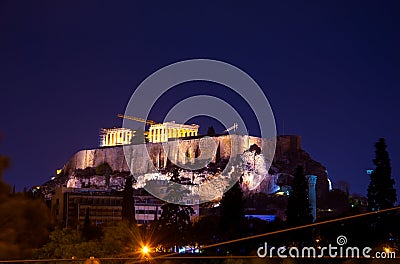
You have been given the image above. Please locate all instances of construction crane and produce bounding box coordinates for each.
[224,123,238,133]
[117,114,158,126]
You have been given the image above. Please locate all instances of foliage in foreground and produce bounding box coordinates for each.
[35,222,140,259]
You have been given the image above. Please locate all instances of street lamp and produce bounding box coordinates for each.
[141,245,150,255]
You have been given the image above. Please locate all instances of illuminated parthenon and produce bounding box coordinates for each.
[99,121,199,147]
[100,128,135,147]
[148,122,199,143]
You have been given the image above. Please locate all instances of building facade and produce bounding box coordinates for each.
[99,128,135,147]
[51,187,199,228]
[134,193,164,225]
[148,122,199,143]
[52,187,124,229]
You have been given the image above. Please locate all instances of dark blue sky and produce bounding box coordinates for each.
[0,1,399,197]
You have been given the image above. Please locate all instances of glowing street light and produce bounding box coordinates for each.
[383,246,392,254]
[140,245,151,258]
[141,245,150,255]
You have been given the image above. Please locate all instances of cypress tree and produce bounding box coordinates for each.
[219,181,245,237]
[367,138,397,211]
[82,207,91,240]
[122,176,136,224]
[286,166,313,226]
[207,126,216,136]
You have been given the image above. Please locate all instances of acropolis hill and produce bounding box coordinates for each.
[50,134,330,207]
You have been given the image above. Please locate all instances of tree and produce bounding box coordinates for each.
[286,166,313,226]
[95,162,111,176]
[96,162,112,187]
[0,140,51,259]
[207,126,216,136]
[158,203,195,245]
[36,222,139,259]
[219,181,245,238]
[81,208,101,241]
[83,207,91,230]
[157,168,195,246]
[0,196,51,259]
[0,138,9,179]
[122,176,136,225]
[367,138,397,211]
[0,140,10,202]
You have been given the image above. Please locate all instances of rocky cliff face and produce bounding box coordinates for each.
[273,135,330,208]
[62,135,274,175]
[52,134,329,206]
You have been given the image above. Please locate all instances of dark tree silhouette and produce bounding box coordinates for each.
[219,181,245,238]
[159,203,194,245]
[82,207,95,240]
[170,167,180,183]
[367,138,397,211]
[122,176,136,224]
[0,140,52,259]
[0,157,9,179]
[0,179,10,201]
[95,162,112,176]
[83,207,91,229]
[158,168,195,246]
[0,140,10,202]
[249,143,261,155]
[96,162,111,187]
[286,166,313,226]
[207,126,216,136]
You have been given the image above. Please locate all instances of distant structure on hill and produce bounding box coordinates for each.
[99,127,136,147]
[147,121,199,143]
[100,122,199,147]
[41,133,334,224]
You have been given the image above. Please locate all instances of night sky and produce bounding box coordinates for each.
[1,1,399,198]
